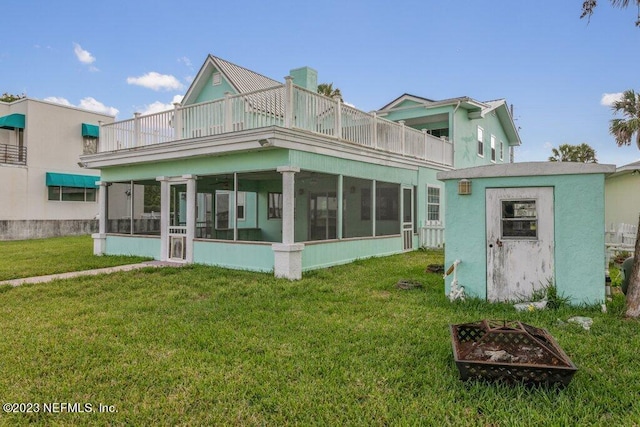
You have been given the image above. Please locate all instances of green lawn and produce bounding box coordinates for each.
[0,240,638,425]
[0,236,151,280]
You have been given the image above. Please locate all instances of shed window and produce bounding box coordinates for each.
[501,200,537,239]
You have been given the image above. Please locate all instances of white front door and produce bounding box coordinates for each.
[402,187,414,250]
[167,182,188,262]
[486,187,554,302]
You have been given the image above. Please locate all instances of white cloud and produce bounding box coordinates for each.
[138,95,185,115]
[543,141,553,150]
[127,72,184,91]
[44,96,72,106]
[41,96,118,116]
[79,97,119,116]
[73,43,96,65]
[601,92,623,106]
[178,56,193,69]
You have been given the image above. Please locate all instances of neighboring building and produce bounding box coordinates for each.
[376,94,520,167]
[438,162,615,305]
[605,160,640,227]
[82,54,521,279]
[0,98,114,240]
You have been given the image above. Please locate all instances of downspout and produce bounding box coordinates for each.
[451,101,461,164]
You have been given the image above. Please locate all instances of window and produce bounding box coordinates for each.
[268,192,283,219]
[212,72,222,86]
[376,185,399,221]
[427,186,441,222]
[215,191,230,229]
[477,126,484,157]
[490,135,496,162]
[48,186,96,202]
[500,141,504,161]
[501,200,537,239]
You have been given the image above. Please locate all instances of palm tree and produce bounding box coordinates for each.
[581,0,640,26]
[317,83,342,101]
[609,89,640,317]
[574,143,598,163]
[548,143,597,163]
[610,89,640,148]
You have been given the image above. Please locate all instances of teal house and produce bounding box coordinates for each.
[82,54,521,279]
[437,162,615,305]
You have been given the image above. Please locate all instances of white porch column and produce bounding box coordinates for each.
[273,166,304,280]
[92,181,109,255]
[157,176,170,261]
[184,174,197,263]
[337,175,343,239]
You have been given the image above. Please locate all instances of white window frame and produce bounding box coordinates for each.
[236,191,246,221]
[426,185,441,222]
[500,140,504,161]
[212,72,222,86]
[477,126,484,157]
[490,135,496,162]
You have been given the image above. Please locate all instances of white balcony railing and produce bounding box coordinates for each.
[98,78,453,166]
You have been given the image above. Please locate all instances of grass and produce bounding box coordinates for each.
[0,240,639,425]
[0,236,151,280]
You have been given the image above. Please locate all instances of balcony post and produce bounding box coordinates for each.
[224,92,232,132]
[133,112,141,148]
[334,95,342,139]
[422,129,428,160]
[284,76,293,128]
[173,102,182,141]
[399,120,406,156]
[371,112,378,149]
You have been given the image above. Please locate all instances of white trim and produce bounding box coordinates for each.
[437,162,616,180]
[81,127,450,172]
[490,135,496,163]
[426,184,442,222]
[477,126,484,157]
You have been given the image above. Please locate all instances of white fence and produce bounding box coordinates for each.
[99,80,454,166]
[419,221,445,249]
[606,222,637,263]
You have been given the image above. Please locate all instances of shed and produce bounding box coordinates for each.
[437,162,616,305]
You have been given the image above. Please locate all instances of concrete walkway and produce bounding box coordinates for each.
[0,260,184,287]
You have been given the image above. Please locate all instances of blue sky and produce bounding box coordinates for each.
[2,1,639,165]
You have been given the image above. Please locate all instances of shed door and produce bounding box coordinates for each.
[486,187,554,302]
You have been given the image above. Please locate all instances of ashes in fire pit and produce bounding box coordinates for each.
[450,320,577,386]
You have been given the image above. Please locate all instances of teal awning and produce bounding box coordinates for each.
[81,123,99,138]
[0,113,25,130]
[46,172,99,188]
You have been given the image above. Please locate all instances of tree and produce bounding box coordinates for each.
[610,89,640,148]
[581,0,640,26]
[607,89,640,317]
[0,92,25,103]
[548,143,598,163]
[317,83,342,101]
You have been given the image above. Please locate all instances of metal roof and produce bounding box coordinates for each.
[209,55,281,94]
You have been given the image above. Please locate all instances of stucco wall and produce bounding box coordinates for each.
[0,219,97,240]
[453,108,511,169]
[441,171,607,305]
[0,99,112,222]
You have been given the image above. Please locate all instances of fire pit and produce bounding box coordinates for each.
[450,320,577,386]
